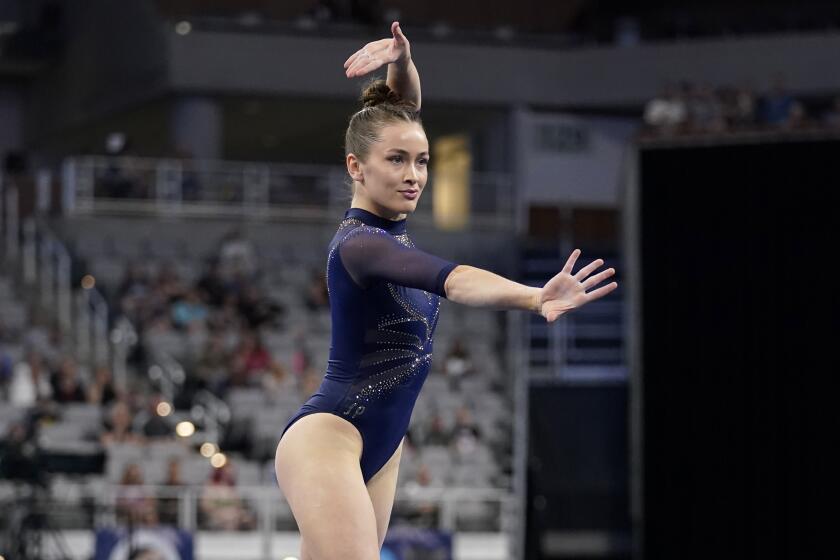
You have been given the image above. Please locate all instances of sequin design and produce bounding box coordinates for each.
[343,285,440,408]
[331,221,442,412]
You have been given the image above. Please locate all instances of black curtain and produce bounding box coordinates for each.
[639,139,839,559]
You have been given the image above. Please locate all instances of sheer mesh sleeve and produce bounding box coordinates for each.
[338,228,458,297]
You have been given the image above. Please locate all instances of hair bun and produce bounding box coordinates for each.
[360,79,405,109]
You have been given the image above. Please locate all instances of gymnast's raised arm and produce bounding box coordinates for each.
[344,21,421,110]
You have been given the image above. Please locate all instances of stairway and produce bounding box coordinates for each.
[520,242,625,380]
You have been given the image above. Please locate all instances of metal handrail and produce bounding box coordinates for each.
[61,155,516,228]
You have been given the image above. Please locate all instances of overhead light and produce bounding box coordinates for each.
[210,452,227,468]
[200,442,218,458]
[175,421,195,437]
[175,21,192,36]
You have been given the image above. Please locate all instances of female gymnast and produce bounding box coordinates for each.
[274,22,618,560]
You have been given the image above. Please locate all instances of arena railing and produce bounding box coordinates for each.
[60,155,516,229]
[1,171,121,378]
[19,483,514,555]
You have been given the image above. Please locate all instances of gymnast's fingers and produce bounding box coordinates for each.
[585,282,618,302]
[573,258,604,281]
[561,249,581,275]
[581,268,615,290]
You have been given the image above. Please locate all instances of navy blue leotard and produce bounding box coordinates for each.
[280,207,459,482]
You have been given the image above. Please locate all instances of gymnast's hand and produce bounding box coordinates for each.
[539,249,618,322]
[344,21,412,78]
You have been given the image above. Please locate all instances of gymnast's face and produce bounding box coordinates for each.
[347,121,430,220]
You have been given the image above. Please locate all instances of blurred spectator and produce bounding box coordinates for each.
[643,84,687,133]
[443,337,474,385]
[191,330,230,395]
[229,330,272,386]
[154,261,187,302]
[824,96,840,128]
[22,322,66,369]
[116,463,158,526]
[422,413,452,447]
[400,463,440,528]
[199,462,256,531]
[784,100,810,130]
[638,80,840,137]
[0,349,13,394]
[101,159,134,199]
[87,365,118,406]
[117,261,151,324]
[299,368,322,396]
[101,400,143,445]
[760,77,796,126]
[732,86,757,128]
[689,84,726,133]
[176,149,202,202]
[238,284,283,329]
[171,288,209,330]
[196,259,228,308]
[304,269,329,311]
[158,457,186,526]
[50,356,87,403]
[8,350,53,406]
[291,330,312,377]
[261,360,297,400]
[136,393,174,439]
[218,228,258,283]
[451,405,482,458]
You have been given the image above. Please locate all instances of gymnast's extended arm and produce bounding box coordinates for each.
[443,250,618,323]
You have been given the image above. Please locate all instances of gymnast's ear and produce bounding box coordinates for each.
[346,153,364,183]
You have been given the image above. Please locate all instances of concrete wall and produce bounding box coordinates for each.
[167,29,840,106]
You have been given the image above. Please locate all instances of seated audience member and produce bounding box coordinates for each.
[8,350,52,406]
[642,84,687,134]
[760,78,796,127]
[199,462,256,531]
[443,337,474,387]
[136,393,174,439]
[116,463,158,526]
[451,405,483,458]
[304,269,329,311]
[51,356,87,403]
[422,413,452,447]
[262,360,297,400]
[229,330,272,387]
[101,399,144,445]
[824,96,840,128]
[87,365,118,407]
[196,259,229,308]
[238,284,284,329]
[400,463,440,528]
[217,228,258,283]
[158,457,186,526]
[171,289,209,330]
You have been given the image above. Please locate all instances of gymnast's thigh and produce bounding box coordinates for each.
[366,437,404,549]
[275,412,380,560]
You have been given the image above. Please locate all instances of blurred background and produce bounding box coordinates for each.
[0,1,837,559]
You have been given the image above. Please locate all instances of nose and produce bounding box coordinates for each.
[404,166,418,186]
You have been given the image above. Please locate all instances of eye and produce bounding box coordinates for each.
[418,158,429,166]
[388,155,403,164]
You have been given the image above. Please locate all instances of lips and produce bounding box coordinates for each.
[399,190,419,200]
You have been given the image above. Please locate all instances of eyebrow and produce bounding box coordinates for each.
[386,148,430,156]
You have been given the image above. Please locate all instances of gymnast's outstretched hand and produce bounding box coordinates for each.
[539,249,618,322]
[344,21,412,78]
